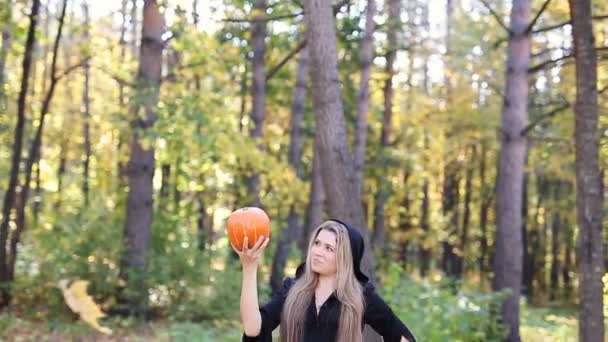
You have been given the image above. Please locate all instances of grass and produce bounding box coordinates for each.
[0,305,583,342]
[520,304,578,342]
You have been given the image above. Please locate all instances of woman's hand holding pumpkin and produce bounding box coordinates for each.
[231,236,270,271]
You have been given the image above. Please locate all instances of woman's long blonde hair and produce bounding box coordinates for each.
[280,220,365,342]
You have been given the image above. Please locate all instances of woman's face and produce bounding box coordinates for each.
[310,229,338,276]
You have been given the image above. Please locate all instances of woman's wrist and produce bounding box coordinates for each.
[242,262,259,273]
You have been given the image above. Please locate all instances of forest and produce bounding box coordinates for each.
[0,0,607,341]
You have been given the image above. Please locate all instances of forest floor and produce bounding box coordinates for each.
[0,305,580,342]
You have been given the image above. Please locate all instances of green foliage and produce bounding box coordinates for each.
[380,263,509,341]
[146,211,243,321]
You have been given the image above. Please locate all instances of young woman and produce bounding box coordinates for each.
[232,219,416,342]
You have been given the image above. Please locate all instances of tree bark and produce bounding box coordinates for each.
[493,0,531,339]
[569,0,606,339]
[246,0,267,208]
[0,0,40,308]
[270,45,308,293]
[118,0,165,316]
[353,0,376,197]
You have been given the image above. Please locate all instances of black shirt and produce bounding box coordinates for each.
[242,278,416,342]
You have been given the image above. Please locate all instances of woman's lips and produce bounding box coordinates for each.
[312,258,322,265]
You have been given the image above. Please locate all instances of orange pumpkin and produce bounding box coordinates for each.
[227,207,270,250]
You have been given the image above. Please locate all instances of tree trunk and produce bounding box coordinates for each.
[118,0,164,316]
[160,163,171,208]
[419,178,431,277]
[0,0,40,308]
[246,0,267,208]
[549,181,561,301]
[563,216,573,299]
[457,145,475,277]
[196,193,210,251]
[397,172,411,266]
[441,0,462,282]
[569,0,605,339]
[11,0,68,278]
[478,142,493,280]
[82,1,91,207]
[130,0,138,58]
[372,0,400,255]
[441,162,460,278]
[304,0,373,274]
[493,0,531,339]
[172,157,181,211]
[238,64,248,133]
[300,138,324,255]
[116,0,130,189]
[521,150,531,297]
[54,142,67,212]
[353,0,376,197]
[304,0,380,339]
[270,45,308,292]
[0,5,11,111]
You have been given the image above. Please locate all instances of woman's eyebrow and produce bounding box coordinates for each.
[321,241,335,249]
[314,238,336,249]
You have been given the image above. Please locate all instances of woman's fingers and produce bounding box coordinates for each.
[251,236,265,251]
[236,236,270,261]
[251,237,269,256]
[260,237,270,251]
[242,236,249,253]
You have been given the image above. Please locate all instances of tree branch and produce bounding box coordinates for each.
[533,15,608,35]
[253,0,346,81]
[493,14,608,49]
[520,102,570,136]
[525,0,553,33]
[54,57,91,81]
[223,0,349,24]
[528,54,572,73]
[223,12,302,23]
[529,46,608,74]
[478,0,510,33]
[94,65,136,87]
[266,40,307,82]
[161,60,207,82]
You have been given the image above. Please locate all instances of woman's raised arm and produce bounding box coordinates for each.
[232,236,270,337]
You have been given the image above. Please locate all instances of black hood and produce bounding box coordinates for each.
[295,219,370,285]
